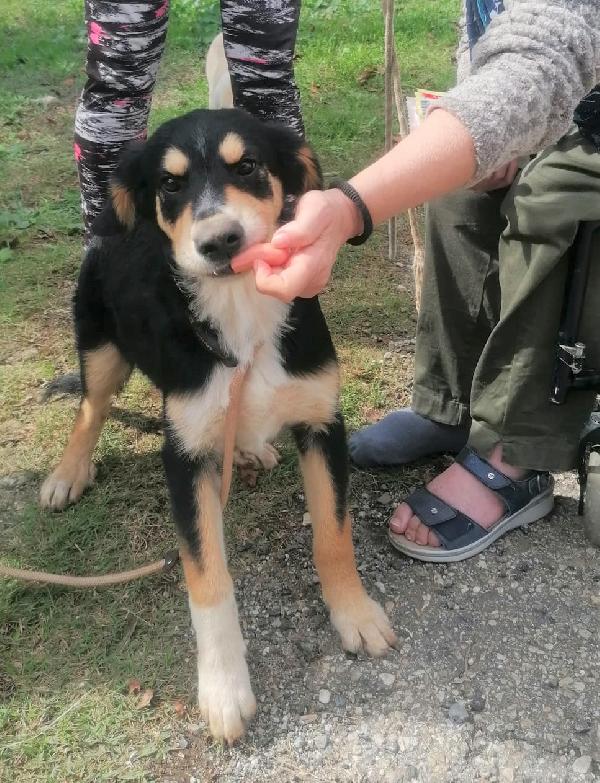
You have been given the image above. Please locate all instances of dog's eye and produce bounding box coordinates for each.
[236,158,256,176]
[161,175,182,193]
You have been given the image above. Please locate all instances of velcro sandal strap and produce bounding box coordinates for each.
[456,447,511,490]
[456,447,551,516]
[404,487,456,525]
[404,487,488,550]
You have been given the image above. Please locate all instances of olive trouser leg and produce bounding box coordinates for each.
[413,127,600,471]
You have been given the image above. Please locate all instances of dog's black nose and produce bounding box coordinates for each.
[197,223,243,262]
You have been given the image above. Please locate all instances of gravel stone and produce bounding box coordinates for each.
[448,702,470,724]
[380,673,396,687]
[377,493,393,505]
[314,733,328,750]
[572,755,592,774]
[318,689,331,705]
[469,694,486,713]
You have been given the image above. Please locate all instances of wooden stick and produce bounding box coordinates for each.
[390,49,425,311]
[383,0,397,261]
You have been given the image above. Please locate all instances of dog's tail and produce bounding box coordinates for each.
[40,371,82,402]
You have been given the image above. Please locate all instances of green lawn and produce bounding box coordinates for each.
[0,1,459,780]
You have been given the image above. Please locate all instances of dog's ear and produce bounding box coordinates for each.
[91,141,147,235]
[265,123,323,197]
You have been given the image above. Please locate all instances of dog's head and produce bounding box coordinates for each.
[95,109,321,277]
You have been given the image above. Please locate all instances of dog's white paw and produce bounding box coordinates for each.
[190,595,256,743]
[197,656,257,743]
[40,462,96,510]
[330,592,397,657]
[234,443,280,471]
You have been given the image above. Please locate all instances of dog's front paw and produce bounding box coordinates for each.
[330,592,397,657]
[197,657,257,743]
[40,461,96,510]
[234,443,280,471]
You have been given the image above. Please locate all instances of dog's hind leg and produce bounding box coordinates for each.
[162,435,256,744]
[40,344,131,510]
[293,414,397,656]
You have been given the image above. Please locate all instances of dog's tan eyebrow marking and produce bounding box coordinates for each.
[218,132,245,165]
[162,147,189,176]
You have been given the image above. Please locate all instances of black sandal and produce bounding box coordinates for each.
[389,447,554,562]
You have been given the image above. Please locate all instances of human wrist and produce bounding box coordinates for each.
[325,186,364,244]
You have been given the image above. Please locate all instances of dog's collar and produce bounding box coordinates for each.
[172,268,239,367]
[190,317,238,367]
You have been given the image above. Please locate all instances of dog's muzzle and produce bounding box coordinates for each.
[194,218,243,276]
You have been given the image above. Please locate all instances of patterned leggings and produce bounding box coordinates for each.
[75,1,303,235]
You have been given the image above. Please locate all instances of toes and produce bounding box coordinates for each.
[389,502,412,534]
[239,688,257,721]
[404,515,421,542]
[414,520,431,546]
[40,464,95,510]
[221,705,245,745]
[200,688,256,744]
[360,625,392,657]
[359,604,398,657]
[40,477,72,510]
[336,619,362,654]
[260,444,280,470]
[427,529,441,547]
[389,505,440,549]
[331,595,396,658]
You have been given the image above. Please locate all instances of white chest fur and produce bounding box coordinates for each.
[166,275,339,459]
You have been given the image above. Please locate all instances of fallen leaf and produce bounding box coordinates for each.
[173,699,187,717]
[310,82,320,96]
[127,678,142,695]
[357,66,377,86]
[136,688,154,709]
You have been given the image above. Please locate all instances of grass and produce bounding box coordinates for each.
[0,0,459,780]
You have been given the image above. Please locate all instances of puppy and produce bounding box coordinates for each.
[40,108,396,742]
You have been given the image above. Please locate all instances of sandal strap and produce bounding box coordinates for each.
[456,447,551,516]
[404,487,488,550]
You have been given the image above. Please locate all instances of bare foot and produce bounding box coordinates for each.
[389,445,525,547]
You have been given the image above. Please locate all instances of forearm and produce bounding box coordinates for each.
[349,109,476,227]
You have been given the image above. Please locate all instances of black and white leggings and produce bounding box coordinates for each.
[74,1,303,235]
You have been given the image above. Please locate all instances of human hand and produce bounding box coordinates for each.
[471,158,520,192]
[231,188,362,302]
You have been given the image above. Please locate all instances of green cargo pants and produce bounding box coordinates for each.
[413,127,600,471]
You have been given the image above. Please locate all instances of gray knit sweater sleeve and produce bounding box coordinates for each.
[435,0,600,181]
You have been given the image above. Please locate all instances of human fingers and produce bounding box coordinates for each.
[271,190,341,249]
[231,243,290,273]
[253,255,323,302]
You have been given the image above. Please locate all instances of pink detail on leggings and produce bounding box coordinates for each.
[155,0,169,18]
[89,21,106,45]
[233,55,268,65]
[73,143,82,161]
[114,98,132,107]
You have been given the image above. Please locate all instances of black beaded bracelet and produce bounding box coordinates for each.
[328,178,373,246]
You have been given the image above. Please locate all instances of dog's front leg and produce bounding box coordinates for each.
[162,437,256,743]
[293,415,397,656]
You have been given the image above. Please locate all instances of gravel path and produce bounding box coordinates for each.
[159,469,600,783]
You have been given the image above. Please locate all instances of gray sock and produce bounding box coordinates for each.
[349,408,470,467]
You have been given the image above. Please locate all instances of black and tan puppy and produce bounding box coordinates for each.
[40,109,396,742]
